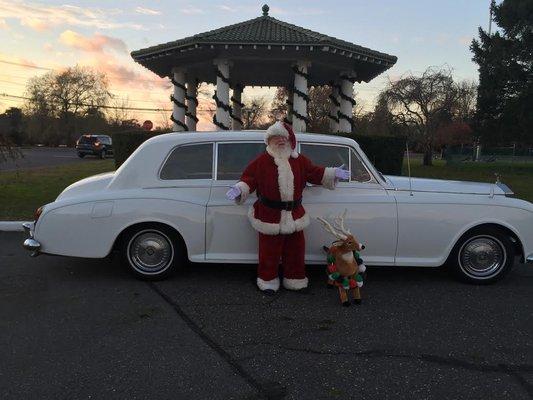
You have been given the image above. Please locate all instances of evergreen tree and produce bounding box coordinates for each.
[471,0,533,145]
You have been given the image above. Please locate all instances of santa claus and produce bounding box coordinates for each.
[226,121,350,294]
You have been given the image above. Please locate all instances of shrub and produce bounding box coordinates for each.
[112,130,164,168]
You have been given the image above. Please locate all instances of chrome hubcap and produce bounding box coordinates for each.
[128,230,173,274]
[459,236,506,279]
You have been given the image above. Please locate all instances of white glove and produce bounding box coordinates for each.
[334,165,350,180]
[226,185,241,200]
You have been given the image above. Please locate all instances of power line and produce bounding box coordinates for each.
[0,59,53,70]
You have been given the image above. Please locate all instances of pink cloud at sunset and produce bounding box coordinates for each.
[0,0,144,31]
[59,30,128,54]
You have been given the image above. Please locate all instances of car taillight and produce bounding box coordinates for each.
[34,206,43,222]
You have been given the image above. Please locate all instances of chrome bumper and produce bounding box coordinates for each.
[526,253,533,264]
[22,222,41,257]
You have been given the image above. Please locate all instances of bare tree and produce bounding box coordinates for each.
[380,66,460,165]
[25,65,111,145]
[242,96,269,129]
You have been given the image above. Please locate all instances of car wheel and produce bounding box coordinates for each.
[100,149,106,159]
[77,152,85,158]
[122,226,183,280]
[448,227,515,284]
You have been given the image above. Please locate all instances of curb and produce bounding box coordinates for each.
[0,221,31,232]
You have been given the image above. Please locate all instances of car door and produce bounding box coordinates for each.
[205,141,266,262]
[155,142,214,261]
[300,142,398,266]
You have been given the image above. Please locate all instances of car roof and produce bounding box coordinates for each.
[144,130,359,147]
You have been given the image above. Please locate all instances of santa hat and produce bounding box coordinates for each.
[264,121,299,158]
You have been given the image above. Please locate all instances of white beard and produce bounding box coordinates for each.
[266,143,291,160]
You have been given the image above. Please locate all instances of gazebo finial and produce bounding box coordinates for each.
[262,4,269,16]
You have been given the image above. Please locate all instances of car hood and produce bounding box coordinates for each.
[56,172,115,201]
[384,175,509,195]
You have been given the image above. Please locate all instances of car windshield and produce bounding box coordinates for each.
[79,136,98,144]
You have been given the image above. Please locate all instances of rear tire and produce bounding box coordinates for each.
[121,224,184,280]
[447,226,515,284]
[99,149,106,159]
[77,152,85,158]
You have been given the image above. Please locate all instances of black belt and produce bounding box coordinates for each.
[258,195,302,211]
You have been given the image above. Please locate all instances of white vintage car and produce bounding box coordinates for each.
[23,131,533,283]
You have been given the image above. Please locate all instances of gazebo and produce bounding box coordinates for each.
[131,4,397,133]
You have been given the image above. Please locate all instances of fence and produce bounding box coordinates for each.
[445,144,533,164]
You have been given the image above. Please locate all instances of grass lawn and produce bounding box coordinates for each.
[0,160,115,220]
[0,158,532,220]
[403,159,533,203]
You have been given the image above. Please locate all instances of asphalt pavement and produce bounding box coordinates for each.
[0,147,106,171]
[1,231,532,399]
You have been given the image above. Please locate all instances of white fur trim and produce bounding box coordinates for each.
[341,251,354,263]
[358,264,366,273]
[283,277,309,290]
[247,207,310,235]
[290,149,299,159]
[257,277,280,291]
[357,281,363,288]
[322,167,336,190]
[234,181,250,205]
[265,121,289,144]
[266,146,294,201]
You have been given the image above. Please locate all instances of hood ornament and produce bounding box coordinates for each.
[494,173,501,184]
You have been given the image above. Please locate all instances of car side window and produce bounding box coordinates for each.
[300,144,350,182]
[351,149,373,183]
[217,142,265,180]
[160,143,213,180]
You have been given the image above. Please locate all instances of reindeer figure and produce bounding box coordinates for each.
[317,210,366,307]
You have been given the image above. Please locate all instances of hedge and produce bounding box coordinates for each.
[112,130,163,168]
[112,130,406,176]
[337,133,406,175]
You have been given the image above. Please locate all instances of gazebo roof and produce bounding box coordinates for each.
[131,5,397,85]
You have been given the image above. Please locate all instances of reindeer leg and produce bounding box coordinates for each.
[351,287,362,305]
[338,287,350,307]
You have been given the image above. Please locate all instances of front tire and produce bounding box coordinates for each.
[77,152,85,158]
[99,149,106,159]
[447,227,515,284]
[121,225,183,280]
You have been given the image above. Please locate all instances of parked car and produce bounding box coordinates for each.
[23,131,533,283]
[76,134,113,159]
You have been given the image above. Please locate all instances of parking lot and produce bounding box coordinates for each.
[1,231,532,399]
[0,147,106,171]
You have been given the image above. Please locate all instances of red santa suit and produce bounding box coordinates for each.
[234,122,336,291]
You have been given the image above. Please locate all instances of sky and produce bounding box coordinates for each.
[0,0,494,130]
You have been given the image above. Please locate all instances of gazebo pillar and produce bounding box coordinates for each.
[231,84,244,130]
[185,78,198,131]
[170,68,187,131]
[284,87,293,124]
[213,59,232,130]
[328,81,340,133]
[338,72,356,133]
[292,61,310,132]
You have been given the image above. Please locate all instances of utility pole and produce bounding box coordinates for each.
[488,0,496,35]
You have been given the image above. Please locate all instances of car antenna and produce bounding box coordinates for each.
[406,141,413,196]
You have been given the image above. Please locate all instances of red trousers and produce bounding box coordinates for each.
[258,231,306,281]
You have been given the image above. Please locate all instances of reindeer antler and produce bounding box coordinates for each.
[317,216,348,240]
[333,209,352,236]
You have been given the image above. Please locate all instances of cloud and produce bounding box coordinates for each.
[458,36,472,46]
[181,6,204,15]
[43,42,53,52]
[0,0,145,31]
[135,7,161,16]
[59,30,128,54]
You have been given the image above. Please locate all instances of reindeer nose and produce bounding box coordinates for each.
[360,244,365,250]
